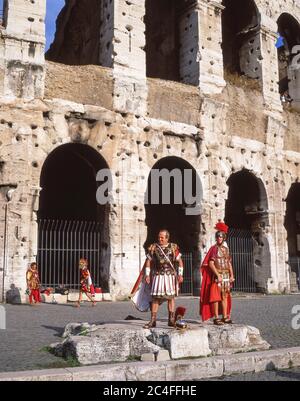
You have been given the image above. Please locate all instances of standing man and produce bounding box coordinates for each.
[26,262,41,305]
[143,230,184,328]
[200,221,235,325]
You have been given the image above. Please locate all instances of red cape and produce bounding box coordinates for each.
[200,245,232,321]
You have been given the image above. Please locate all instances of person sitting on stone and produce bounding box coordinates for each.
[143,230,184,328]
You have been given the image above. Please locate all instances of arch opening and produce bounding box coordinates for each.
[225,169,270,293]
[277,13,300,106]
[221,0,261,80]
[145,0,197,84]
[145,156,202,295]
[285,183,300,290]
[38,143,111,292]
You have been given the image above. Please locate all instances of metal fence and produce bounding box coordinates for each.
[289,257,300,290]
[227,229,256,293]
[37,220,102,289]
[180,252,194,296]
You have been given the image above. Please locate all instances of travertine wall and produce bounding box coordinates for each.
[0,0,299,302]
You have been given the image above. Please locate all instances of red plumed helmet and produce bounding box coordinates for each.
[175,306,186,321]
[214,220,229,234]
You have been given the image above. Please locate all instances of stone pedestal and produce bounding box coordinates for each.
[50,319,271,365]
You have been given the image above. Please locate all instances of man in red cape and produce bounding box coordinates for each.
[200,221,235,325]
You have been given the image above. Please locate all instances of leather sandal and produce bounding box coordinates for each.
[143,313,157,329]
[222,317,233,324]
[213,318,224,326]
[168,312,176,327]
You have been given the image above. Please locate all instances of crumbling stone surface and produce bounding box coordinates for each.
[0,0,299,302]
[51,321,270,365]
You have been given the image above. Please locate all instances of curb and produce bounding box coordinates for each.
[0,347,300,381]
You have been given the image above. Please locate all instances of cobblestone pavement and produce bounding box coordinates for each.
[0,294,300,375]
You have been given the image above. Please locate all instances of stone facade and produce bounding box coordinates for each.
[0,0,299,302]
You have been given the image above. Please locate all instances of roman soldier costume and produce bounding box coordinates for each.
[200,221,234,324]
[76,258,96,307]
[131,232,184,328]
[147,242,181,299]
[26,263,41,304]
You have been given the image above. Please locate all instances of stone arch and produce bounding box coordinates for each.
[285,183,300,290]
[144,156,202,295]
[221,0,261,79]
[38,143,111,292]
[145,0,198,85]
[277,13,300,108]
[225,169,271,293]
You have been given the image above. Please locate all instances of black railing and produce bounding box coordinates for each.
[227,229,257,293]
[289,257,300,290]
[37,219,102,289]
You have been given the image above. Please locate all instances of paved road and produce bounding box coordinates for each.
[203,367,300,381]
[0,294,300,376]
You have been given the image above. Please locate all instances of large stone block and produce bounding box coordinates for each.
[206,324,271,355]
[168,327,211,359]
[53,320,271,366]
[58,322,161,364]
[254,350,292,372]
[223,354,256,375]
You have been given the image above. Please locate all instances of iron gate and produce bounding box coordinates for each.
[227,228,256,293]
[289,257,300,290]
[180,252,194,295]
[37,220,102,289]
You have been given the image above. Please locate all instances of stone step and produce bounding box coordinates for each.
[1,347,300,381]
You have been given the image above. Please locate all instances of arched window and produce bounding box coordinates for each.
[145,0,198,85]
[222,0,261,80]
[277,13,300,108]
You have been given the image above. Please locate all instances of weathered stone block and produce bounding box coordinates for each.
[254,350,292,372]
[155,350,170,362]
[41,294,68,304]
[141,353,155,362]
[168,327,211,359]
[223,354,256,375]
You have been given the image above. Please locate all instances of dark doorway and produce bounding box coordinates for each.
[285,183,300,289]
[145,0,196,83]
[225,169,270,292]
[145,156,202,295]
[277,14,300,97]
[38,143,111,291]
[222,0,260,78]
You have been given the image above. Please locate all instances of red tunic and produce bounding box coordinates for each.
[199,245,232,321]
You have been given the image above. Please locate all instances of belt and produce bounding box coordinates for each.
[155,269,174,276]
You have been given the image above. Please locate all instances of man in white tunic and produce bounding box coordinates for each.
[143,230,184,328]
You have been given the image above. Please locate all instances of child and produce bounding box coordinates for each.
[26,262,41,305]
[76,258,96,307]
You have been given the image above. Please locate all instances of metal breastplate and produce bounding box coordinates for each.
[214,246,230,272]
[153,245,175,275]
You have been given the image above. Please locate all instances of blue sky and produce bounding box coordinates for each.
[0,0,65,51]
[45,0,65,51]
